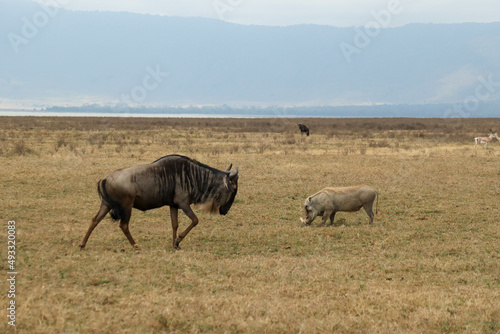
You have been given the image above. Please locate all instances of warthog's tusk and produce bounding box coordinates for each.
[300,217,306,223]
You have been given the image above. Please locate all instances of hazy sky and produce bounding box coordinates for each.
[39,0,500,27]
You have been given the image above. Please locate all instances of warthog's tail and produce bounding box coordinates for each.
[97,179,126,221]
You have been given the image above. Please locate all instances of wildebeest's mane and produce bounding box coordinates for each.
[150,154,232,208]
[151,154,224,174]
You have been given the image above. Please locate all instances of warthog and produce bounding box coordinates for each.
[300,185,378,225]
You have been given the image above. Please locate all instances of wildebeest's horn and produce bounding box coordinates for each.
[225,164,233,172]
[229,167,238,178]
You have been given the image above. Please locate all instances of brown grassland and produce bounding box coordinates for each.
[1,116,499,333]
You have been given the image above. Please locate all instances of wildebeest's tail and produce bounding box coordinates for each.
[97,179,126,221]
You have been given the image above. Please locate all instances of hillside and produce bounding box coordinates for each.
[1,0,500,110]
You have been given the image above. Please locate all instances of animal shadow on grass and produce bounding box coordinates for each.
[305,216,367,228]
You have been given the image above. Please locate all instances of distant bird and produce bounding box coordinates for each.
[297,124,310,136]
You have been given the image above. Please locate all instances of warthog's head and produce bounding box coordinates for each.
[300,197,319,225]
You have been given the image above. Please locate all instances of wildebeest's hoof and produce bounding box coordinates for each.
[175,236,184,249]
[79,245,85,250]
[133,244,141,251]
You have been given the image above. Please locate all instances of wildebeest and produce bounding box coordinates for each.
[297,123,310,136]
[79,155,239,250]
[300,186,378,225]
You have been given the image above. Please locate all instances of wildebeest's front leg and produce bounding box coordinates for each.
[170,206,179,249]
[175,204,199,249]
[80,202,110,250]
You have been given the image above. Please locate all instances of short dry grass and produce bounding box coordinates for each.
[1,116,499,333]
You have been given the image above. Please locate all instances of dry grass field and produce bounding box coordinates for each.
[1,116,499,333]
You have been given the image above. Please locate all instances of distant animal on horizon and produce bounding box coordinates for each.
[297,123,310,136]
[300,186,378,226]
[79,155,239,250]
[474,129,497,149]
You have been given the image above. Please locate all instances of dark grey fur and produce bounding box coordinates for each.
[297,124,310,136]
[80,155,238,250]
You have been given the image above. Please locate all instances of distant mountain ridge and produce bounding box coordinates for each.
[1,0,500,112]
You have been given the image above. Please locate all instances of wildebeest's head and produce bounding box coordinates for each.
[219,165,239,215]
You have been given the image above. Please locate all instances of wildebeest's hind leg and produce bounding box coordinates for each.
[80,202,110,250]
[363,203,375,224]
[169,206,180,249]
[119,206,140,250]
[175,204,199,249]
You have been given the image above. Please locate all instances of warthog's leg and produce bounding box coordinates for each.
[175,204,199,249]
[79,202,110,250]
[119,206,140,250]
[322,210,333,226]
[170,206,179,249]
[329,211,336,225]
[363,203,375,224]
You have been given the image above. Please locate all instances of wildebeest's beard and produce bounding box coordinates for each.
[219,188,237,215]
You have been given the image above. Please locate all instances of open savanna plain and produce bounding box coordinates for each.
[1,116,499,333]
